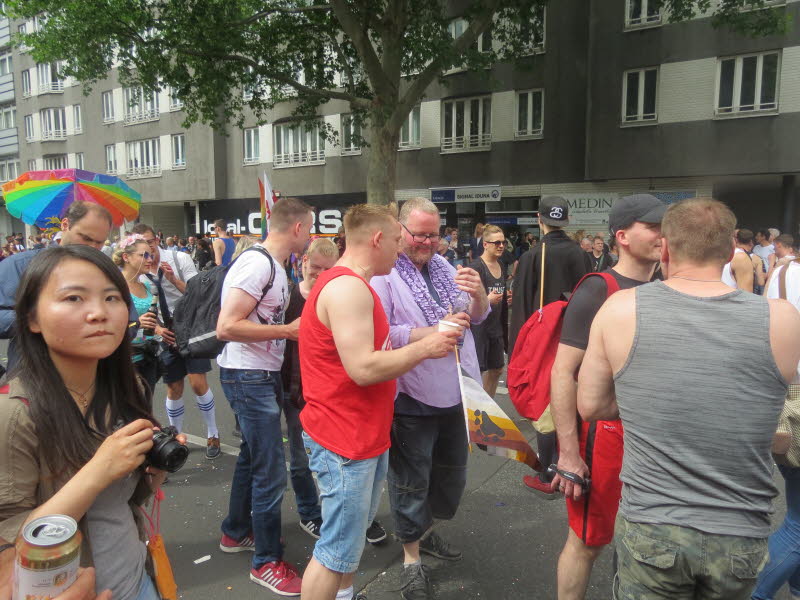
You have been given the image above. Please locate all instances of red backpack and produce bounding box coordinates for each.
[507,272,620,433]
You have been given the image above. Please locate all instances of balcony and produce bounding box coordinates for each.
[273,150,325,168]
[127,165,162,178]
[41,129,67,141]
[39,81,65,94]
[123,109,159,126]
[243,156,260,165]
[441,133,492,153]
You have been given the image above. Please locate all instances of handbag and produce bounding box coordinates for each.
[140,488,178,600]
[774,264,800,467]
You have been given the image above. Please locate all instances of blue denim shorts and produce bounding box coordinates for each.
[303,432,388,573]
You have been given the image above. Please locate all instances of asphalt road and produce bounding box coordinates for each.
[0,341,791,599]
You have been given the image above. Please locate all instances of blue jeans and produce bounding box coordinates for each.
[752,465,800,599]
[281,395,321,521]
[303,432,388,574]
[220,368,286,568]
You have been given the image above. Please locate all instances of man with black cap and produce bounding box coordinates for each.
[546,194,666,600]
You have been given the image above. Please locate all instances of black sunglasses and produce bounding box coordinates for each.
[484,240,506,247]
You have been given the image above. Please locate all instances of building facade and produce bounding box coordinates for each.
[3,0,800,241]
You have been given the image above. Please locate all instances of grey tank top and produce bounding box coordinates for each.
[614,281,787,537]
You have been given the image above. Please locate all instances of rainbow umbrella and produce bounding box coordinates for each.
[2,169,141,227]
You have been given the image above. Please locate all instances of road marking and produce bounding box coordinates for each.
[497,386,509,395]
[184,433,240,457]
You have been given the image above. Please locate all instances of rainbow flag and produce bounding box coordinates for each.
[457,364,541,471]
[257,171,276,239]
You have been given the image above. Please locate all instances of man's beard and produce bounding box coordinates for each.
[403,243,434,268]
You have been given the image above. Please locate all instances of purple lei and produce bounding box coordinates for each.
[395,253,461,326]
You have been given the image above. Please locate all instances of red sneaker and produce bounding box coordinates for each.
[219,533,255,553]
[250,561,302,596]
[523,474,559,500]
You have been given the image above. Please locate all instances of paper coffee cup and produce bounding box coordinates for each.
[438,319,460,333]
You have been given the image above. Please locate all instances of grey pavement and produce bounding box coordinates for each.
[0,341,791,599]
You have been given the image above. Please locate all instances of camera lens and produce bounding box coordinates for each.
[148,429,189,473]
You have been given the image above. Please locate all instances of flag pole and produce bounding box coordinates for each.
[453,326,472,453]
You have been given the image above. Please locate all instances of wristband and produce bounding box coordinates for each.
[0,542,14,554]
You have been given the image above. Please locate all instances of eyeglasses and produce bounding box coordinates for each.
[484,240,506,248]
[401,223,440,244]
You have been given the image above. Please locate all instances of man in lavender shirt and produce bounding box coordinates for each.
[371,198,490,600]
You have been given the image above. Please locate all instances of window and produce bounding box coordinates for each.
[716,51,780,116]
[123,86,159,125]
[399,105,421,149]
[40,107,67,140]
[43,155,67,170]
[243,66,255,101]
[126,138,161,177]
[625,0,662,29]
[243,127,260,164]
[172,133,186,168]
[36,62,64,93]
[0,53,12,76]
[521,6,546,54]
[273,122,325,167]
[622,67,658,123]
[441,96,492,152]
[21,70,31,97]
[169,88,183,111]
[75,152,84,170]
[0,106,15,129]
[73,105,82,134]
[27,159,36,171]
[516,90,544,138]
[0,159,19,182]
[105,144,117,174]
[102,91,115,123]
[341,114,361,154]
[23,114,33,142]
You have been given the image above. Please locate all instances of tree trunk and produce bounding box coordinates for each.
[366,123,399,205]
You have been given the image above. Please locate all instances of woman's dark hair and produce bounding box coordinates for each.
[11,245,156,476]
[197,238,210,250]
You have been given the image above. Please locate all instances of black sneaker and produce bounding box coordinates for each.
[206,437,221,460]
[366,520,387,544]
[299,517,323,539]
[400,563,431,600]
[419,531,462,561]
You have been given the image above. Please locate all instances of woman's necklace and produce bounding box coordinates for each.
[670,276,723,283]
[66,382,96,409]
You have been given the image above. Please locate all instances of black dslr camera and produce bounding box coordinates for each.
[149,426,189,473]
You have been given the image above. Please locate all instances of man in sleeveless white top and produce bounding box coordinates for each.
[721,228,759,292]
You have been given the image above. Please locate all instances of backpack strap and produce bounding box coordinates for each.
[170,249,185,282]
[567,272,621,307]
[780,263,790,300]
[243,246,277,325]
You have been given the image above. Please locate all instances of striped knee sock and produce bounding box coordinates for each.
[165,397,185,432]
[196,389,219,439]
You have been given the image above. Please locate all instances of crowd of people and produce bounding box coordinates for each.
[1,194,800,600]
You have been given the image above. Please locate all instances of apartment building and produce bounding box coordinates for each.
[4,0,800,240]
[0,7,21,237]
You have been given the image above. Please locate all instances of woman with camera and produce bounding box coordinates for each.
[113,235,162,392]
[0,245,185,600]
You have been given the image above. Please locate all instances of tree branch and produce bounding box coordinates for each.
[392,0,503,130]
[232,5,333,28]
[326,32,356,94]
[175,48,371,108]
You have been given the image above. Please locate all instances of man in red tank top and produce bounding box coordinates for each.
[299,205,459,600]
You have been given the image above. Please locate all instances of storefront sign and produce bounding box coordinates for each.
[560,194,619,226]
[431,185,501,203]
[198,198,345,236]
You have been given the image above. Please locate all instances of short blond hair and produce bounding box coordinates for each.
[399,197,437,224]
[305,237,338,258]
[662,197,736,266]
[482,224,504,238]
[343,204,397,242]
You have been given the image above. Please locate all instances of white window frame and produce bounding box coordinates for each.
[273,122,326,168]
[171,133,186,168]
[521,6,546,55]
[715,51,781,117]
[123,86,160,125]
[27,159,36,171]
[622,67,659,124]
[169,88,183,111]
[21,70,31,97]
[515,89,544,139]
[43,155,67,170]
[0,159,19,182]
[0,106,15,130]
[0,53,12,77]
[75,152,84,170]
[126,138,161,178]
[101,91,115,123]
[341,114,361,155]
[36,62,64,93]
[624,0,663,30]
[441,96,492,153]
[40,107,67,140]
[105,144,117,174]
[72,104,82,134]
[23,114,34,142]
[399,105,421,150]
[243,127,260,165]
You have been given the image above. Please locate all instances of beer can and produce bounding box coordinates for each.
[14,515,82,600]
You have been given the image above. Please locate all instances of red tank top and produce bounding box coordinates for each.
[299,267,396,460]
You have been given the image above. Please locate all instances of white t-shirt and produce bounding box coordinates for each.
[216,246,288,371]
[766,260,800,383]
[140,248,198,313]
[753,243,775,271]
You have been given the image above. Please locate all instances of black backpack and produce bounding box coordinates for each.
[172,246,275,359]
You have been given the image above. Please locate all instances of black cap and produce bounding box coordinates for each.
[609,194,666,234]
[539,196,569,227]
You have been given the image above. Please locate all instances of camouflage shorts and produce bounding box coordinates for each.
[614,515,768,600]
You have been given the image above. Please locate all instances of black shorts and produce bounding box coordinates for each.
[475,332,505,372]
[160,349,212,384]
